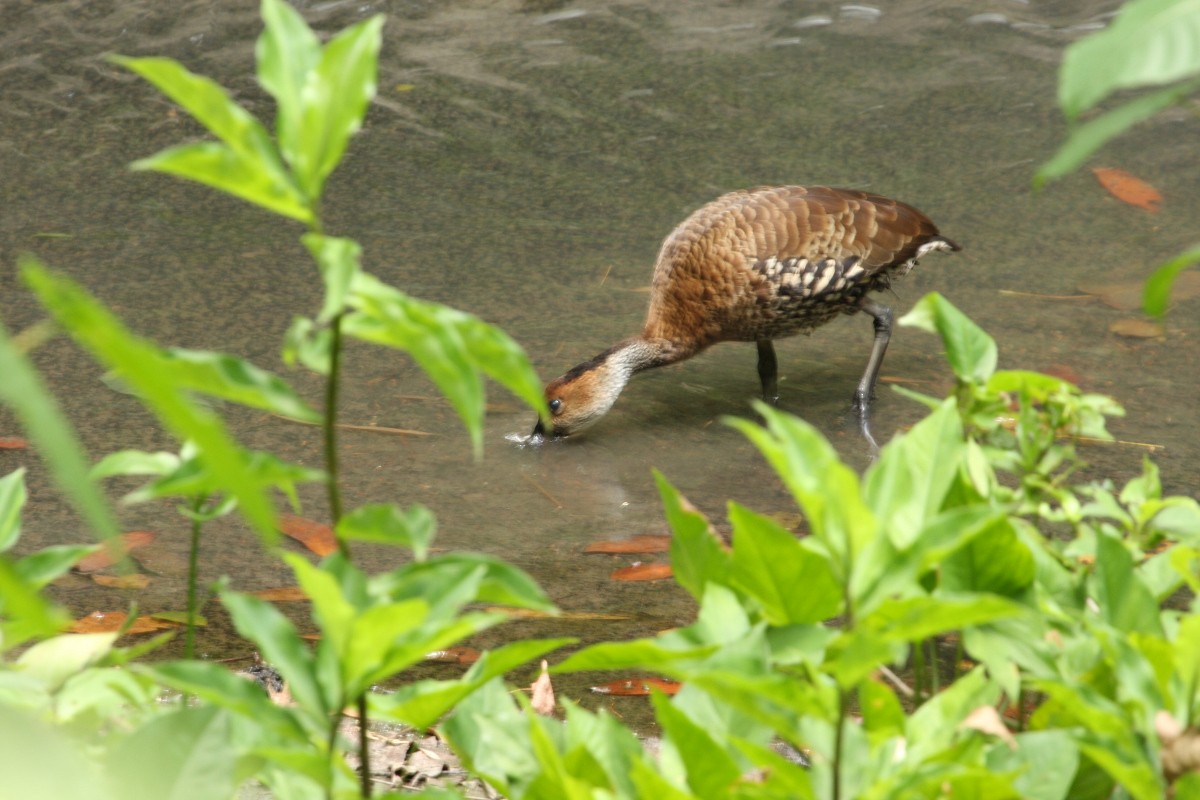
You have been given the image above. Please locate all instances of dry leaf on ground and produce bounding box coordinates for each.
[1092,167,1162,212]
[279,514,338,556]
[591,677,682,696]
[530,660,556,716]
[0,437,29,449]
[610,562,673,582]
[69,610,181,634]
[585,534,671,554]
[74,531,157,573]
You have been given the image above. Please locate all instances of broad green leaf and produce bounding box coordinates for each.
[1059,0,1200,118]
[1092,530,1163,635]
[256,0,321,163]
[858,676,906,741]
[560,703,655,800]
[145,660,307,738]
[220,590,329,718]
[90,449,180,480]
[985,731,1078,800]
[346,272,546,456]
[22,260,277,541]
[652,692,741,798]
[0,558,70,651]
[163,348,319,422]
[655,471,730,601]
[16,633,117,693]
[1037,79,1200,185]
[1145,246,1200,317]
[906,667,1000,756]
[282,315,332,374]
[14,544,97,589]
[337,502,435,560]
[900,292,997,383]
[389,553,555,613]
[940,517,1035,596]
[113,54,310,222]
[0,319,122,547]
[727,406,874,566]
[0,706,110,800]
[106,706,236,800]
[129,141,312,224]
[375,637,575,729]
[292,15,384,199]
[864,398,963,548]
[554,638,719,674]
[301,234,361,323]
[0,468,26,552]
[727,502,840,624]
[1075,735,1163,800]
[282,552,355,657]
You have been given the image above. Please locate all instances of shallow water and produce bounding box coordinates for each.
[2,0,1197,705]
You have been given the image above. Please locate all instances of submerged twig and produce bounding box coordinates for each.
[522,473,564,509]
[274,414,435,437]
[998,289,1095,301]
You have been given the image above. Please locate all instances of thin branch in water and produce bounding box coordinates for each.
[522,473,564,509]
[275,414,435,438]
[877,665,915,698]
[998,289,1095,301]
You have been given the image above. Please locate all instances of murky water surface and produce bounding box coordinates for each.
[2,0,1197,704]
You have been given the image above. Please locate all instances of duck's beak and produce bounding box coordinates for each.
[529,417,547,444]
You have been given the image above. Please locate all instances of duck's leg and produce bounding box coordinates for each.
[756,339,779,404]
[852,301,894,451]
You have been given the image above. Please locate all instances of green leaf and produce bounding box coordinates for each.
[652,692,741,798]
[864,398,963,548]
[1144,246,1200,317]
[106,706,236,800]
[1037,78,1200,185]
[654,471,730,602]
[90,449,181,480]
[163,348,319,422]
[0,468,27,553]
[0,319,122,548]
[985,730,1078,800]
[0,558,71,651]
[1092,530,1163,635]
[906,667,1000,756]
[301,234,361,323]
[345,273,545,456]
[220,589,329,717]
[727,502,841,624]
[21,259,278,542]
[291,15,384,199]
[337,502,435,560]
[256,0,321,163]
[1059,0,1200,118]
[129,141,312,224]
[900,292,997,383]
[857,676,906,742]
[726,406,874,567]
[0,706,110,799]
[16,633,118,693]
[554,638,719,674]
[15,545,99,589]
[112,54,311,222]
[145,660,306,738]
[388,553,556,613]
[940,517,1036,596]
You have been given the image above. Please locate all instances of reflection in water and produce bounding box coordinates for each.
[0,1,1196,666]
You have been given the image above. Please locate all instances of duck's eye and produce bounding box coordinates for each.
[549,398,563,415]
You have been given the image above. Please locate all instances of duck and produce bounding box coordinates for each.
[531,185,959,440]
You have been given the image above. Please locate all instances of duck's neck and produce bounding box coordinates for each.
[583,336,694,410]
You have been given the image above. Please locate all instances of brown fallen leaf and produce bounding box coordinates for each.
[530,660,556,716]
[585,534,671,554]
[0,437,29,449]
[74,531,157,574]
[91,573,151,590]
[251,586,310,602]
[610,562,673,582]
[425,647,481,664]
[591,677,682,696]
[69,610,182,634]
[1109,318,1164,339]
[1092,167,1162,212]
[481,607,632,621]
[1156,710,1200,783]
[279,514,338,557]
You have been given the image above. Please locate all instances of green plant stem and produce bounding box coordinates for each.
[833,687,849,800]
[913,641,926,704]
[357,693,371,798]
[929,640,940,696]
[326,709,342,800]
[184,494,207,662]
[324,312,350,559]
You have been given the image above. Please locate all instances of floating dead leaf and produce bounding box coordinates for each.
[1078,280,1144,311]
[960,705,1017,750]
[152,611,206,626]
[251,586,310,602]
[279,514,338,557]
[90,573,150,590]
[1092,167,1162,212]
[610,562,673,582]
[591,677,682,696]
[531,660,556,716]
[73,531,157,574]
[1109,318,1164,339]
[425,647,481,664]
[585,534,671,554]
[69,610,181,634]
[0,437,29,449]
[1042,363,1083,385]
